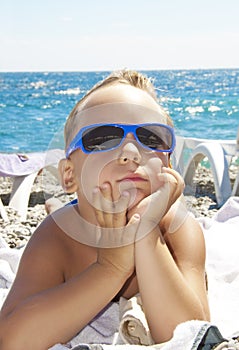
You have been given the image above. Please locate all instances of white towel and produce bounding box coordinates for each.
[0,236,22,307]
[199,196,239,338]
[50,320,213,349]
[119,294,153,345]
[68,302,120,346]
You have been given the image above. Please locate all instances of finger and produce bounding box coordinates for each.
[113,191,130,227]
[100,183,114,227]
[127,213,141,226]
[151,168,184,216]
[123,213,141,245]
[162,167,185,192]
[131,181,172,225]
[92,187,105,226]
[157,168,184,203]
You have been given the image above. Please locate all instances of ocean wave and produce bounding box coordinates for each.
[159,97,181,103]
[30,81,47,89]
[185,106,204,114]
[208,106,221,112]
[55,87,81,95]
[41,104,52,109]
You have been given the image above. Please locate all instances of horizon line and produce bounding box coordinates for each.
[0,66,239,73]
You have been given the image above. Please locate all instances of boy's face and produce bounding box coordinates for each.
[69,84,172,210]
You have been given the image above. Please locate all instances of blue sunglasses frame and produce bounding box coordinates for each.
[66,123,176,158]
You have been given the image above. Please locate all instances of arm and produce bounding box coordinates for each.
[132,169,209,342]
[0,202,138,350]
[135,215,209,343]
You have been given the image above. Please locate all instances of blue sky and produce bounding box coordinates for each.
[1,0,239,71]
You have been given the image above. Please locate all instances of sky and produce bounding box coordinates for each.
[0,0,239,72]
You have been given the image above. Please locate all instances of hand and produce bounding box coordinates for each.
[127,167,185,240]
[92,183,140,277]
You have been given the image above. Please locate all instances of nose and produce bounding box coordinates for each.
[118,133,142,165]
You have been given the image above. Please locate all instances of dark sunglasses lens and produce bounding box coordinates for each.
[82,125,124,152]
[136,126,173,151]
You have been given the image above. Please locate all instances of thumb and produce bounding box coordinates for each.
[128,213,141,225]
[123,214,141,245]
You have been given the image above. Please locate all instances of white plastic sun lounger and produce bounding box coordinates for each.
[174,135,238,207]
[0,149,64,221]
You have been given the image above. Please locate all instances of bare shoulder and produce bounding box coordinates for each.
[22,204,96,270]
[27,206,77,254]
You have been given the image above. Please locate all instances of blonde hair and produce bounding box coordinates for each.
[64,69,172,147]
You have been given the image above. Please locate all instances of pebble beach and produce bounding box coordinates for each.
[1,162,238,249]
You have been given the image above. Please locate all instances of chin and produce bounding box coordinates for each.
[127,190,148,210]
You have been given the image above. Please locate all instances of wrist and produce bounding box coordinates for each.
[136,227,161,248]
[96,255,134,280]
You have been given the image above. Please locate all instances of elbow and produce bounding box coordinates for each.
[0,331,42,350]
[0,318,10,350]
[0,325,18,350]
[0,310,26,350]
[0,317,41,350]
[0,315,61,350]
[0,323,25,350]
[0,336,19,350]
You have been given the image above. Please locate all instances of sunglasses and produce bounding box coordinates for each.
[66,123,176,158]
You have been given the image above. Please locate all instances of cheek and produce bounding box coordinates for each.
[99,163,124,201]
[98,163,112,184]
[78,154,116,200]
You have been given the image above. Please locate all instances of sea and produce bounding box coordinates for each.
[0,69,238,153]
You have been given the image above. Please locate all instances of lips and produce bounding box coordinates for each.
[117,174,148,183]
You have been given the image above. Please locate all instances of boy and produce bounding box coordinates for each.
[0,70,210,349]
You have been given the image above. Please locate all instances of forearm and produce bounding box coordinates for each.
[135,229,206,343]
[0,262,127,350]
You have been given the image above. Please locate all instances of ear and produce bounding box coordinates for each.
[58,158,79,194]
